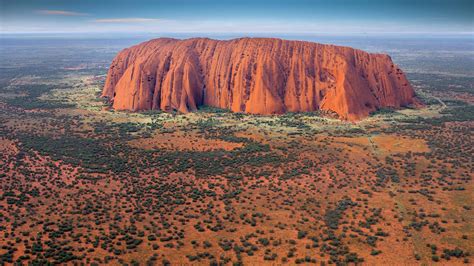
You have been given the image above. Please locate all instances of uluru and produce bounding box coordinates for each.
[102,37,418,120]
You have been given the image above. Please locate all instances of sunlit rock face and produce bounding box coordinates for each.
[103,37,417,121]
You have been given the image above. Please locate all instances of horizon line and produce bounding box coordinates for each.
[1,31,473,36]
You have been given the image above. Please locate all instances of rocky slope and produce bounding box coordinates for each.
[103,37,418,120]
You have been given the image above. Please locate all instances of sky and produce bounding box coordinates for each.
[1,0,473,35]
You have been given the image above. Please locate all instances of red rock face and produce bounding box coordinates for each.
[103,37,418,121]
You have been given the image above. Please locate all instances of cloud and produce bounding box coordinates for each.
[94,18,161,23]
[36,10,88,16]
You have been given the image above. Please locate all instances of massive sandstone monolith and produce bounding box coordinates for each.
[102,37,418,121]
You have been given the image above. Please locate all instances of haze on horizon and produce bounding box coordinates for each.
[1,0,473,35]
